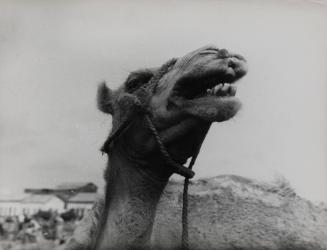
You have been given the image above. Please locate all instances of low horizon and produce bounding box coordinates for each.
[1,0,327,203]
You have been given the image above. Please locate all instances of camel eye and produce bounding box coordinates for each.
[125,70,154,93]
[125,77,145,93]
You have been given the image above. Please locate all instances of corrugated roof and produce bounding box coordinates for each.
[55,182,95,190]
[67,192,98,203]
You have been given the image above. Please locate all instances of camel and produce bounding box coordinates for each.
[65,46,327,250]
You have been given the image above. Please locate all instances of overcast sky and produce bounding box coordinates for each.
[0,0,326,202]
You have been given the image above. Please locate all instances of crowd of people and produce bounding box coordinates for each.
[0,209,84,249]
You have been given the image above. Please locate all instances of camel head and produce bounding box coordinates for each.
[97,45,247,178]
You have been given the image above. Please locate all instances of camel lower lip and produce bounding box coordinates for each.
[173,95,241,122]
[194,95,238,102]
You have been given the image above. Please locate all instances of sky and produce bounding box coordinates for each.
[0,0,327,203]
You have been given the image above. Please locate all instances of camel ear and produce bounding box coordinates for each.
[97,82,114,114]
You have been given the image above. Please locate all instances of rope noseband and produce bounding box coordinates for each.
[97,58,209,250]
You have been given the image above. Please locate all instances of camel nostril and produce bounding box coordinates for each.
[218,49,229,58]
[228,59,236,68]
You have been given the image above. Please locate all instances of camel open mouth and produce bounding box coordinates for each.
[172,75,240,101]
[169,63,247,122]
[171,51,247,102]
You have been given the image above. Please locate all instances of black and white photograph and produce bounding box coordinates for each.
[0,1,326,249]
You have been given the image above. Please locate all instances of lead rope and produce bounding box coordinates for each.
[181,155,198,250]
[138,58,198,250]
[145,115,204,250]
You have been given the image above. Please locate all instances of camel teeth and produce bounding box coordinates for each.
[221,83,230,94]
[229,85,237,96]
[206,83,235,97]
[213,86,218,95]
[213,84,223,95]
[206,88,213,95]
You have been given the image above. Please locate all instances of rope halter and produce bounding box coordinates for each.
[100,57,210,250]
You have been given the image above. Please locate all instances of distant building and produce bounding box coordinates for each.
[21,194,65,215]
[0,194,65,216]
[66,192,98,216]
[0,182,98,217]
[0,197,22,217]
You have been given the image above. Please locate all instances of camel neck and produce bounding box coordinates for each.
[97,149,169,250]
